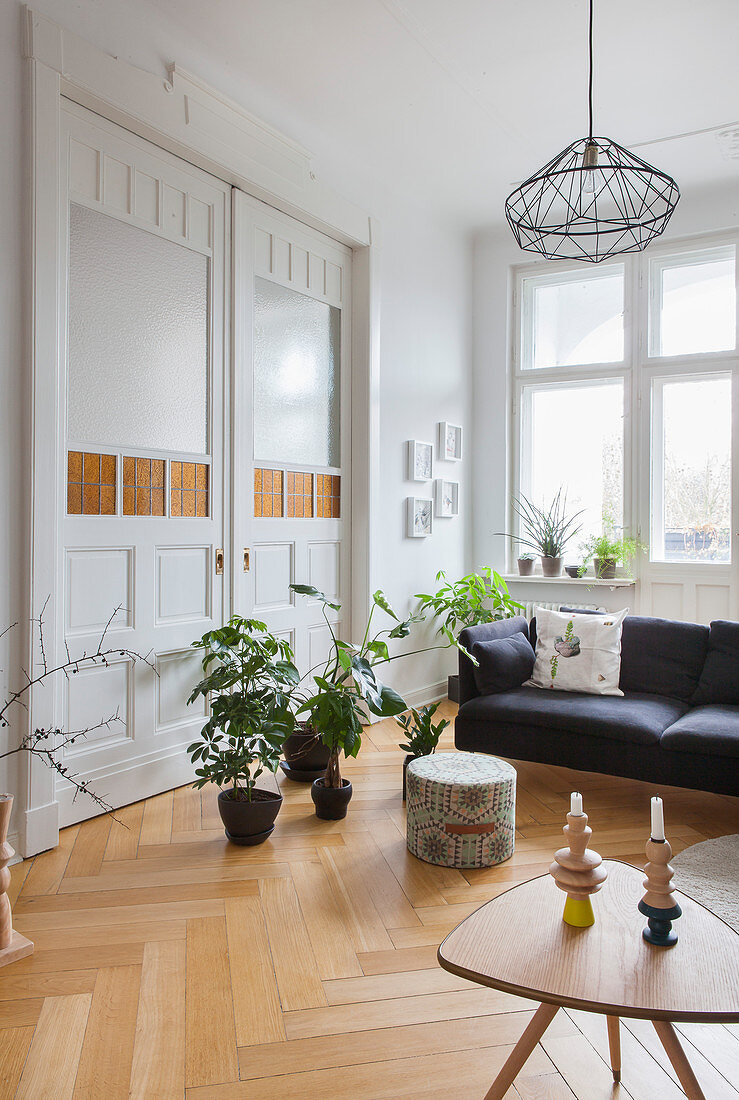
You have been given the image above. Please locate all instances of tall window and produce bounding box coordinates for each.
[513,239,737,571]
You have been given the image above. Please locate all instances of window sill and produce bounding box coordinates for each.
[502,574,636,589]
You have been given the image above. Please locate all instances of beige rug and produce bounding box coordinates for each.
[672,834,739,932]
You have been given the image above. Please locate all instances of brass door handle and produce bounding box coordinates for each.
[215,548,224,575]
[243,548,250,572]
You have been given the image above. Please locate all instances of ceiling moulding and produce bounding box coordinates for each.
[22,6,370,247]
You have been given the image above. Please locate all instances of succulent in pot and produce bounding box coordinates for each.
[517,554,535,576]
[187,616,299,845]
[396,702,450,800]
[499,488,584,579]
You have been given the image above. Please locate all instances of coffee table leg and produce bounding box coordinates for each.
[606,1016,621,1082]
[652,1020,707,1100]
[483,1002,559,1100]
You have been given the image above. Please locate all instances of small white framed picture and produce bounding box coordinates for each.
[434,479,459,517]
[406,496,433,538]
[438,421,462,461]
[407,440,433,481]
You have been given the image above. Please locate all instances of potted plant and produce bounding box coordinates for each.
[187,616,299,844]
[517,553,535,576]
[291,585,453,818]
[396,702,450,800]
[501,488,584,578]
[415,568,522,701]
[580,530,645,579]
[281,722,331,782]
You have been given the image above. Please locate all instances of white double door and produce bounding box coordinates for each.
[56,105,351,826]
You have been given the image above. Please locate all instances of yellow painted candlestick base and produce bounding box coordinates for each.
[563,895,595,927]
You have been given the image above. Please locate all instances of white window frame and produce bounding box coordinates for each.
[510,232,739,586]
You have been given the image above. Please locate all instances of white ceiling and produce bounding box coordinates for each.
[63,0,739,228]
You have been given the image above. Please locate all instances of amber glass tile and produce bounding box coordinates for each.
[68,451,116,515]
[286,470,313,518]
[123,456,167,516]
[317,474,341,518]
[254,468,283,518]
[170,461,209,518]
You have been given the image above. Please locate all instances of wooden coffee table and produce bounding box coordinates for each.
[438,860,739,1100]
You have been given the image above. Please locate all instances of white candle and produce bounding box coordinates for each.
[651,795,665,841]
[570,791,583,816]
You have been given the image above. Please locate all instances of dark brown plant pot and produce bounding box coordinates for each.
[402,753,416,801]
[447,673,460,703]
[281,726,331,781]
[217,787,282,845]
[311,778,353,820]
[594,557,617,579]
[540,555,563,578]
[517,557,535,576]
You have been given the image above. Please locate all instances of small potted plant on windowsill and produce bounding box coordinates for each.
[500,488,584,578]
[396,702,450,800]
[579,530,645,580]
[187,616,299,844]
[517,553,536,576]
[414,568,522,702]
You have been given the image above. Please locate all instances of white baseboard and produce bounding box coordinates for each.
[7,832,22,865]
[20,800,60,859]
[402,679,449,709]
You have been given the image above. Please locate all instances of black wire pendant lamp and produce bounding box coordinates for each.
[505,0,680,263]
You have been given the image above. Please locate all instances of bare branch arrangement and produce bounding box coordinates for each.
[0,600,155,814]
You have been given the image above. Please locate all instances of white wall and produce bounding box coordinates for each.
[471,181,739,591]
[0,2,472,831]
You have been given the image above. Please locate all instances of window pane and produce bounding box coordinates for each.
[654,377,731,562]
[68,204,209,453]
[526,269,624,369]
[253,277,340,467]
[655,249,736,357]
[525,381,624,554]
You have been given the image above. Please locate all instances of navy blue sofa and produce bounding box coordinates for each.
[455,615,739,797]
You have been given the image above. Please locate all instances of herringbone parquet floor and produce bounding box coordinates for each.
[3,701,739,1098]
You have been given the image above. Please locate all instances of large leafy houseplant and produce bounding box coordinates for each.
[291,585,451,817]
[187,616,299,842]
[415,568,522,648]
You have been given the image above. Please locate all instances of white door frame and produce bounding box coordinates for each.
[22,8,381,856]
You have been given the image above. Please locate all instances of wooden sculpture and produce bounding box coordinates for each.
[549,795,607,927]
[638,835,682,946]
[0,794,33,968]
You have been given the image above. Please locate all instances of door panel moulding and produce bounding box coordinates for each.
[23,5,381,854]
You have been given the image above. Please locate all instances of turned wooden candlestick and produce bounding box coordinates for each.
[0,794,34,968]
[549,811,607,927]
[638,836,682,947]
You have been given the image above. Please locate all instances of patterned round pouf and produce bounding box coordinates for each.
[406,752,516,868]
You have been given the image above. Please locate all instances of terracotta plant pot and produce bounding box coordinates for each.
[311,778,353,820]
[281,726,331,782]
[217,787,282,845]
[517,558,535,576]
[594,557,617,580]
[540,556,563,578]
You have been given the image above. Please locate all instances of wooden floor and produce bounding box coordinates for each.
[3,700,739,1099]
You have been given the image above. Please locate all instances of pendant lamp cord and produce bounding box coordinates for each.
[588,0,594,141]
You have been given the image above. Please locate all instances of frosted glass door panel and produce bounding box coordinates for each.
[253,277,340,466]
[68,203,209,453]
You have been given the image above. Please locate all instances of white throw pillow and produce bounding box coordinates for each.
[529,607,628,696]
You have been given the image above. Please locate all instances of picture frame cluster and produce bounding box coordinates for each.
[405,422,461,538]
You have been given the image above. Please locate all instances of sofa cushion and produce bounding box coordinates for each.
[472,634,536,696]
[691,621,739,705]
[529,606,627,696]
[458,687,688,747]
[661,705,739,758]
[618,617,708,702]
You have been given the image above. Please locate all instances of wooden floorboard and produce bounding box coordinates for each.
[1,701,737,1098]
